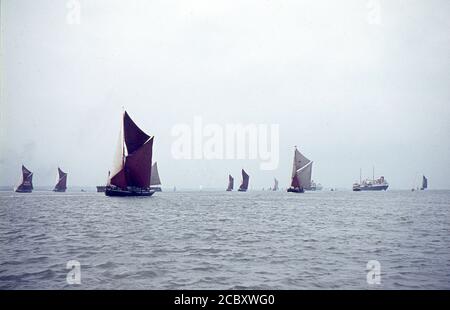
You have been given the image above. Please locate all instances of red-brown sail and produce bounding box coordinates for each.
[53,167,67,192]
[125,137,153,188]
[110,168,127,189]
[291,174,300,188]
[123,111,150,154]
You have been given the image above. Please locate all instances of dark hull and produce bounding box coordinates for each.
[53,188,66,192]
[15,188,32,193]
[96,186,106,193]
[105,187,155,197]
[238,188,247,192]
[150,187,162,192]
[226,189,232,191]
[287,187,304,193]
[353,185,388,191]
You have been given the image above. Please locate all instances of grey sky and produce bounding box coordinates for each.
[1,0,449,189]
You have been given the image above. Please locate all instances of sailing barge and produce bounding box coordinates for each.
[226,174,234,191]
[53,167,67,192]
[15,165,34,193]
[105,111,155,197]
[238,169,249,192]
[272,178,279,191]
[287,147,313,193]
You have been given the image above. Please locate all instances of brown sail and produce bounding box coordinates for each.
[238,169,249,192]
[226,174,234,191]
[106,111,155,197]
[53,167,67,192]
[15,165,33,193]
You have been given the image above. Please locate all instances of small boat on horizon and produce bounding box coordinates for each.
[272,178,279,191]
[53,167,67,192]
[15,165,34,193]
[287,147,313,193]
[226,174,234,191]
[412,175,428,191]
[96,186,106,192]
[105,111,155,197]
[238,169,249,192]
[150,162,162,192]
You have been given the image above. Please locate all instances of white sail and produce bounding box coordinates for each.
[150,162,161,186]
[296,161,313,190]
[108,121,124,185]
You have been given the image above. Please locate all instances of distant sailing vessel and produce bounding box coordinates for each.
[421,175,428,190]
[412,175,428,191]
[150,162,162,192]
[287,147,312,193]
[105,111,155,197]
[238,169,249,192]
[353,168,388,191]
[272,178,279,191]
[15,165,34,193]
[53,167,67,192]
[226,174,234,191]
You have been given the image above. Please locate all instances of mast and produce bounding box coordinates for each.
[373,166,375,182]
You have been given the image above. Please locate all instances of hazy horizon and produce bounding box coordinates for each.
[1,0,449,190]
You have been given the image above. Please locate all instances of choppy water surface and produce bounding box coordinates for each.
[0,190,449,289]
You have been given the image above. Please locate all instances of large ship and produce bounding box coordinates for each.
[226,174,234,191]
[53,167,67,192]
[238,169,249,192]
[308,180,323,191]
[353,168,388,191]
[15,165,34,193]
[150,162,162,192]
[105,111,155,197]
[287,147,312,193]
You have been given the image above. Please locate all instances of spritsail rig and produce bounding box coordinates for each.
[238,169,249,192]
[105,111,155,197]
[15,165,33,193]
[226,175,234,191]
[421,175,428,190]
[53,167,67,192]
[273,178,279,191]
[287,147,312,193]
[150,162,162,191]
